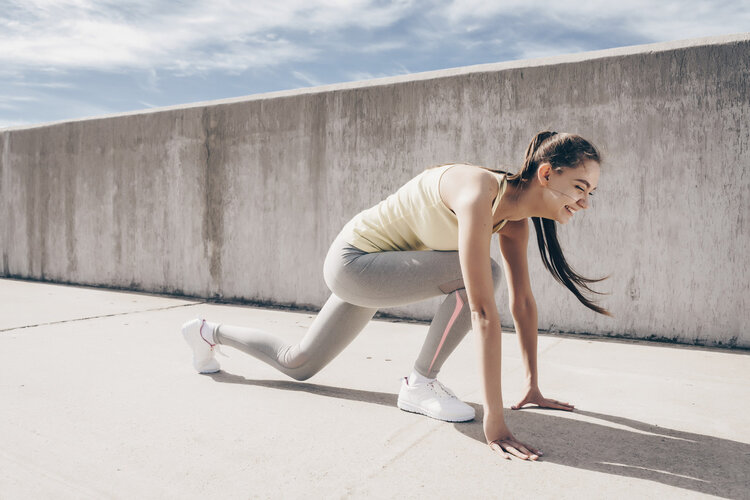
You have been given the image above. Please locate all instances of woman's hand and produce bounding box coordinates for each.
[511,386,575,411]
[484,410,542,461]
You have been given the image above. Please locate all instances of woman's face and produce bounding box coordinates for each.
[542,159,600,224]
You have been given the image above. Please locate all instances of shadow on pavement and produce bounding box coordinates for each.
[454,406,748,499]
[208,371,748,498]
[208,371,398,407]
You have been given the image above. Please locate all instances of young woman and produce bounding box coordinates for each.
[181,130,611,461]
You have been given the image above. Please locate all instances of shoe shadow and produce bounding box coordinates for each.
[208,371,749,498]
[207,370,398,407]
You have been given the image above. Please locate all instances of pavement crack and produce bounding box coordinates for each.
[0,302,205,333]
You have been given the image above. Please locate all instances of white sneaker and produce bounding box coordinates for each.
[181,318,221,374]
[397,377,475,422]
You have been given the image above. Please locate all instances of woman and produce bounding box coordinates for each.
[181,131,611,460]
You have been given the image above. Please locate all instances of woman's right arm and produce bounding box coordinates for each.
[451,170,541,460]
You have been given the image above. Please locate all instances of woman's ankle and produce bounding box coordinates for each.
[408,369,435,386]
[202,321,221,345]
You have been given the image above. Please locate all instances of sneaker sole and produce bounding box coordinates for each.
[397,399,475,423]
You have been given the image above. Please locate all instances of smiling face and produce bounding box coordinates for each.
[538,159,600,224]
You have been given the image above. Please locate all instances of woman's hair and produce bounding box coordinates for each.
[515,131,611,317]
[428,131,612,316]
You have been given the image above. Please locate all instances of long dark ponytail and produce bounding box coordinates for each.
[512,131,612,317]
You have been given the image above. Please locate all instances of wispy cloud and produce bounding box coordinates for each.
[3,1,747,76]
[0,95,39,110]
[292,71,323,87]
[0,119,35,129]
[0,95,38,102]
[10,81,74,89]
[345,62,413,82]
[437,0,750,43]
[1,0,747,128]
[0,0,418,74]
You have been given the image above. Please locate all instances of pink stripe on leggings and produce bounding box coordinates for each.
[427,292,464,374]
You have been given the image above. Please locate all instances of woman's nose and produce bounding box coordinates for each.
[578,195,590,209]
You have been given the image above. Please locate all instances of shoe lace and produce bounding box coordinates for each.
[428,380,458,399]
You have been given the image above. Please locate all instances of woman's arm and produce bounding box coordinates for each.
[454,179,503,415]
[451,170,540,460]
[499,222,574,412]
[499,220,539,387]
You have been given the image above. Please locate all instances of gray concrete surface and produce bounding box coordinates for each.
[1,278,748,499]
[1,34,749,347]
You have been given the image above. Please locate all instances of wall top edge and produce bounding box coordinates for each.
[2,32,748,133]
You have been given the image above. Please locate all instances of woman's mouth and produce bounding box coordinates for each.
[565,205,574,215]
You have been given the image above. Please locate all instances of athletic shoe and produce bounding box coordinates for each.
[181,318,221,374]
[397,377,475,422]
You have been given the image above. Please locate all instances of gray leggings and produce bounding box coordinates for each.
[215,234,501,381]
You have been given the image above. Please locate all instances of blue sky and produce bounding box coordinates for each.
[1,0,748,129]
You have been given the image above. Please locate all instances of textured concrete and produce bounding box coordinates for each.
[1,34,749,347]
[1,278,748,499]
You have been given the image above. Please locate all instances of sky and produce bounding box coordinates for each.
[1,0,748,129]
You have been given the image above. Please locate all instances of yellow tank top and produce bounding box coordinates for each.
[339,164,509,252]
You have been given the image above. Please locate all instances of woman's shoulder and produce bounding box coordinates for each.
[438,164,500,212]
[439,163,502,186]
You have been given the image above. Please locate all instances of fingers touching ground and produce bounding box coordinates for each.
[512,398,575,411]
[549,399,575,411]
[510,401,528,410]
[490,440,542,461]
[489,441,510,459]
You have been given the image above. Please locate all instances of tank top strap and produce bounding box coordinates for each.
[490,172,508,232]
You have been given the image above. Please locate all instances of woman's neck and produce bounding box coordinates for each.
[496,180,548,222]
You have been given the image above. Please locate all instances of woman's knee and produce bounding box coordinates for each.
[279,346,328,381]
[288,368,317,381]
[284,357,321,381]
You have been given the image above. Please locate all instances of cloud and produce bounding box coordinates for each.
[345,64,411,82]
[292,71,323,87]
[0,119,35,129]
[2,0,747,128]
[0,0,418,74]
[2,0,747,78]
[0,95,38,102]
[10,81,74,89]
[0,79,113,126]
[0,95,39,110]
[437,0,750,46]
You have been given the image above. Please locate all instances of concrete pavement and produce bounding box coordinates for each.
[1,278,748,499]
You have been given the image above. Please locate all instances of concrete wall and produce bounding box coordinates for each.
[1,34,748,348]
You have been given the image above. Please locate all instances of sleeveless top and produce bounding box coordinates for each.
[339,164,509,252]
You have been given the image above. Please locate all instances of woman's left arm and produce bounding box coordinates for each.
[499,221,574,411]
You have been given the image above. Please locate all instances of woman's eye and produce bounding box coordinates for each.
[577,186,585,191]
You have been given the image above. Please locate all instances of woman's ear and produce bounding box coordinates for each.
[537,162,552,185]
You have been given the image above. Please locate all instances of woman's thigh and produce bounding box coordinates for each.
[323,235,488,308]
